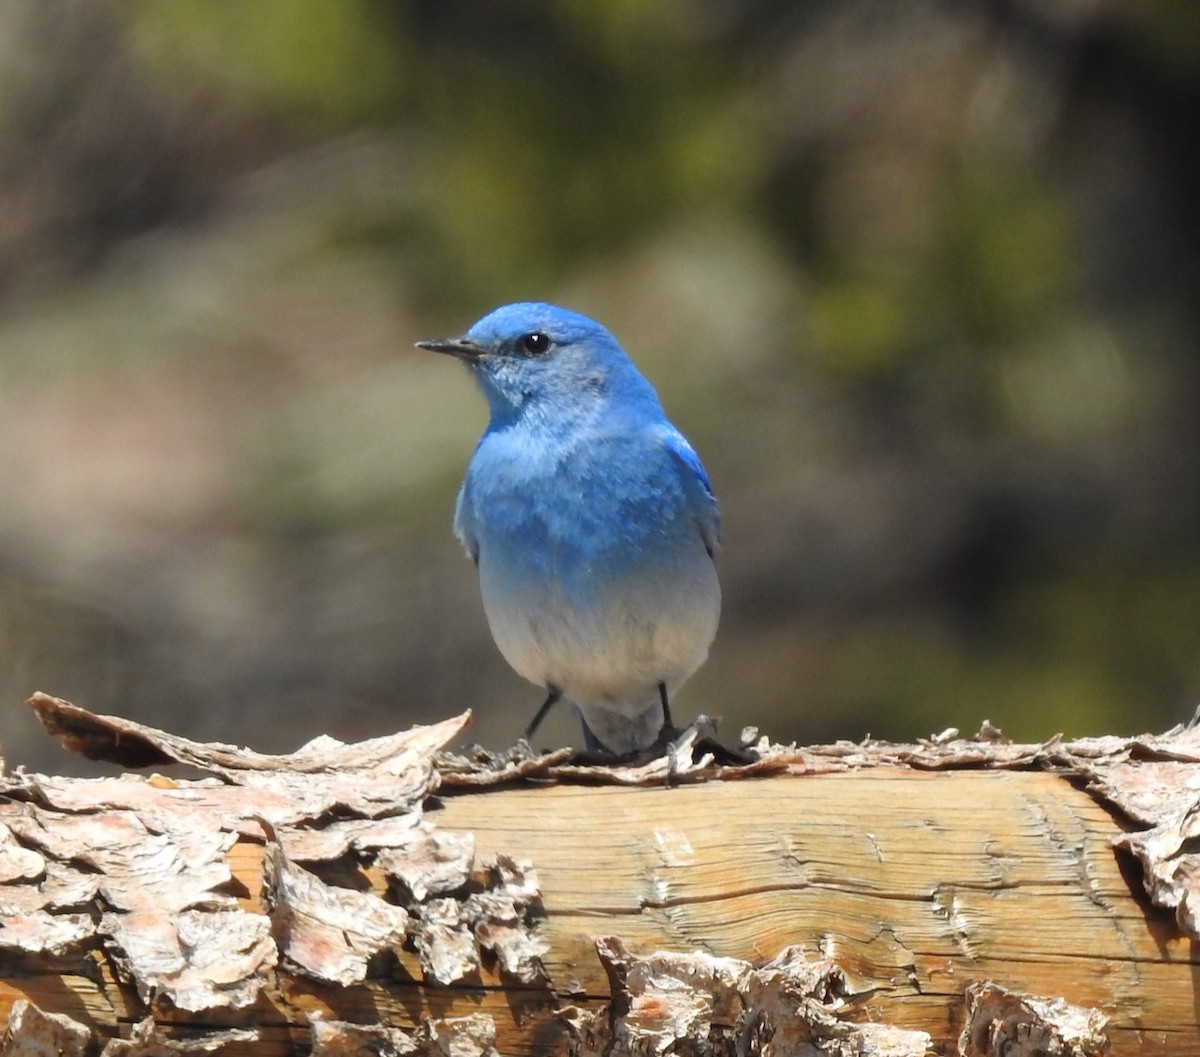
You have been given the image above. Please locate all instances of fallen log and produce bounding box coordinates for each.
[1,693,1198,1056]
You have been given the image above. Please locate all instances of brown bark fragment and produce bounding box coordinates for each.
[462,855,546,983]
[0,912,93,956]
[0,999,89,1057]
[2,799,271,1010]
[309,1016,417,1056]
[3,693,483,1016]
[265,837,409,986]
[372,831,546,986]
[307,1013,500,1057]
[564,939,933,1057]
[410,897,479,986]
[0,831,43,886]
[101,906,274,1010]
[959,983,1109,1057]
[374,829,476,901]
[421,1014,499,1057]
[1082,759,1200,934]
[98,1017,258,1054]
[26,693,468,792]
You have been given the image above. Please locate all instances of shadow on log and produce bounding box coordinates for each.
[1,692,1199,1055]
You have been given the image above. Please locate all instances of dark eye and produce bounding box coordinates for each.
[520,332,551,355]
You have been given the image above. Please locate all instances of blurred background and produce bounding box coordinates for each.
[1,0,1198,773]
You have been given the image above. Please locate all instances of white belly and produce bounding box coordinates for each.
[479,549,720,750]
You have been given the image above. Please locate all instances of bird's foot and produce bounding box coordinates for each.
[454,736,560,768]
[505,736,549,763]
[567,714,762,770]
[651,720,684,750]
[691,715,761,765]
[654,715,761,768]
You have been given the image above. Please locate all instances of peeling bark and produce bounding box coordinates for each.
[959,983,1109,1057]
[1,998,89,1056]
[265,835,409,987]
[0,694,1197,1054]
[305,1013,501,1057]
[562,938,934,1057]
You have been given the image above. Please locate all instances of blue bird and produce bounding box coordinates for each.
[417,303,720,754]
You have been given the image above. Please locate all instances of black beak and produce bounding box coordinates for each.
[415,336,485,360]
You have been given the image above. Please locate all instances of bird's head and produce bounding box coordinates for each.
[417,302,657,426]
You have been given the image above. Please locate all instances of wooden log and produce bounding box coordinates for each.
[1,694,1198,1056]
[435,769,1183,1054]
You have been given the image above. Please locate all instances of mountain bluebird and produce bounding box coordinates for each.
[418,303,720,754]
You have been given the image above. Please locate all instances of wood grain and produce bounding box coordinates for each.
[431,769,1198,1054]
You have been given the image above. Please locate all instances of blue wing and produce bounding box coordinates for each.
[656,425,721,557]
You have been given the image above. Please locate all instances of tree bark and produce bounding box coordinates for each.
[1,694,1197,1056]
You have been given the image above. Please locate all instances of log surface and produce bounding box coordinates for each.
[1,694,1198,1056]
[435,768,1191,1053]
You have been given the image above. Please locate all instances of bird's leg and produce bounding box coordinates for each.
[654,681,685,782]
[656,681,683,744]
[658,682,673,729]
[522,686,562,744]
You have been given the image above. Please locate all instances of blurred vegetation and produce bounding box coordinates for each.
[1,0,1198,772]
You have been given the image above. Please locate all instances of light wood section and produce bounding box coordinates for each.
[432,769,1198,1054]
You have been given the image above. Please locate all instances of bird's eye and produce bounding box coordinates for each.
[520,332,551,356]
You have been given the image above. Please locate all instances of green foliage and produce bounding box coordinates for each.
[124,0,760,301]
[126,0,406,123]
[1127,0,1200,75]
[940,174,1076,343]
[807,278,914,379]
[408,9,758,300]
